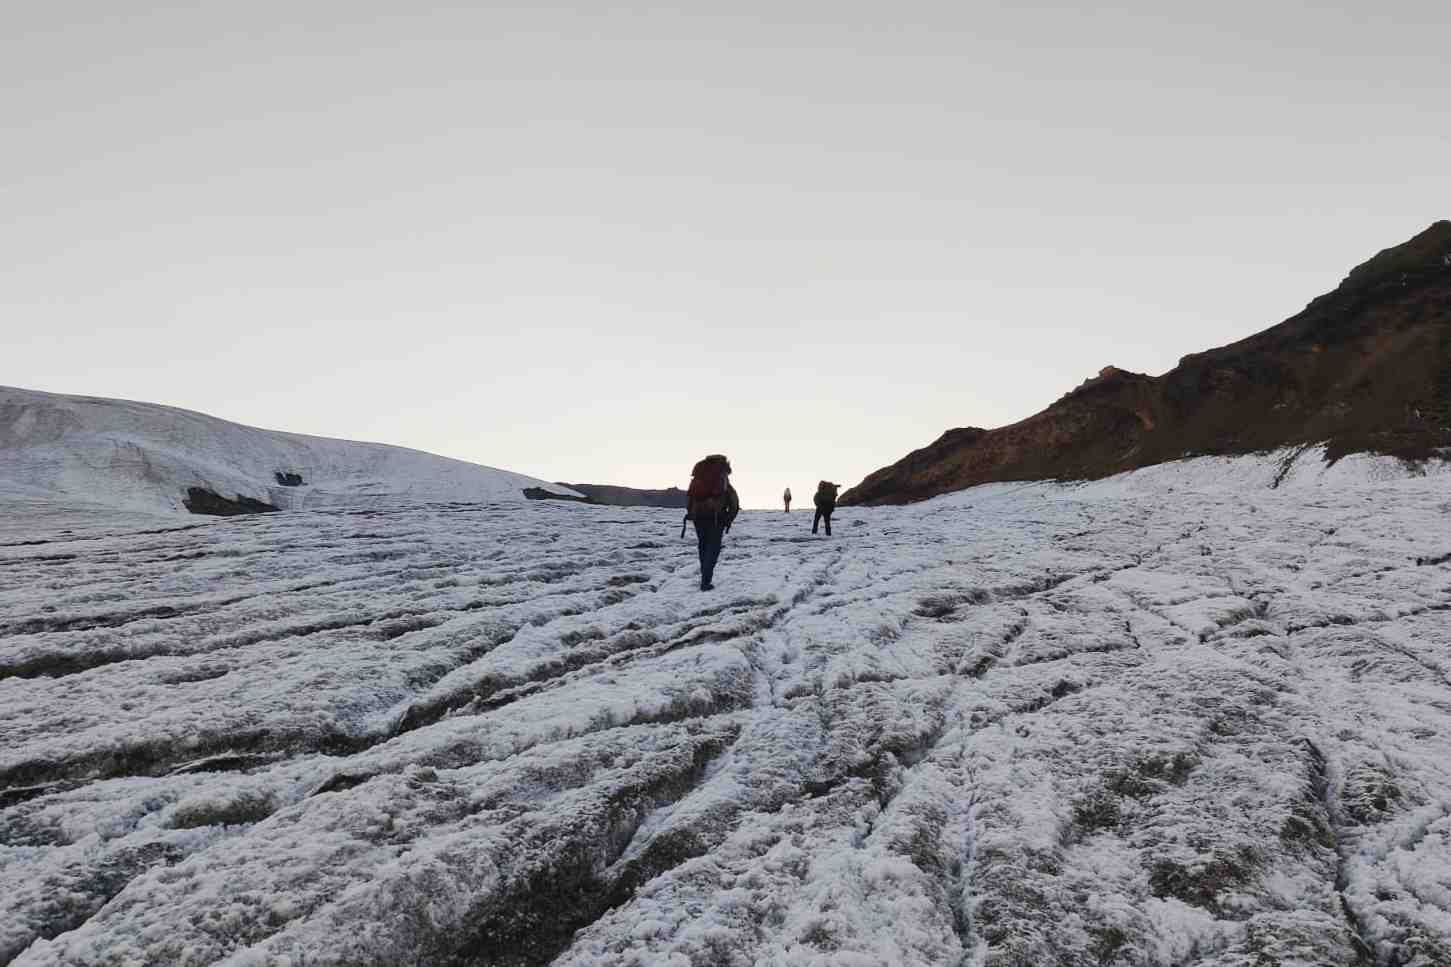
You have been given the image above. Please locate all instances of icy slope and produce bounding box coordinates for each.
[3,460,1451,965]
[0,385,581,514]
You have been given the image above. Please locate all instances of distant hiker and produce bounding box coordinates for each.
[686,454,741,591]
[783,488,792,513]
[812,481,839,536]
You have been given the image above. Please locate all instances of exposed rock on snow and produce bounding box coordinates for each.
[522,487,594,504]
[182,487,279,516]
[561,484,690,509]
[3,456,1451,965]
[0,385,582,515]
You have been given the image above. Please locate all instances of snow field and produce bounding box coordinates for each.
[0,385,581,515]
[3,463,1451,965]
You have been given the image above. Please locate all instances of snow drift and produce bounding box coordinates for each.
[0,385,582,515]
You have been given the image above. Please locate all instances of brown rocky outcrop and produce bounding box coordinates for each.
[841,221,1451,506]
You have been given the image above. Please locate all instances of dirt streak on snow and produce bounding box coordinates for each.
[3,457,1451,966]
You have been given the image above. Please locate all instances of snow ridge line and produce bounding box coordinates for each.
[389,595,772,737]
[0,578,343,639]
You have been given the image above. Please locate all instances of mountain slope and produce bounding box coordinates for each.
[0,385,582,514]
[842,221,1451,505]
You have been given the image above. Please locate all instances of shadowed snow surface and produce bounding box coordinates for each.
[3,458,1451,966]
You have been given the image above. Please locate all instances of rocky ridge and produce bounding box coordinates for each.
[560,484,689,509]
[842,221,1451,506]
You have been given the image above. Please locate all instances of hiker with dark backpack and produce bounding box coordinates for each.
[685,454,740,591]
[812,481,839,536]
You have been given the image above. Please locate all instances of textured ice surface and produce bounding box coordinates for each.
[3,460,1451,965]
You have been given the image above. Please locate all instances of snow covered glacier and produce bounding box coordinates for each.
[0,385,582,515]
[3,454,1451,966]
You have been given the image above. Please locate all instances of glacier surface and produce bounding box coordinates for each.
[3,457,1451,966]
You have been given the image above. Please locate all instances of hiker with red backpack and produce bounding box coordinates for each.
[685,454,740,591]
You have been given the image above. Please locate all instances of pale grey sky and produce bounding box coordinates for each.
[4,1,1447,508]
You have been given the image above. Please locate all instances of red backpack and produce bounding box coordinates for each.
[688,455,731,516]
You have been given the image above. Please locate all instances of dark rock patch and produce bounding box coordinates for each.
[183,487,279,516]
[560,483,689,508]
[522,487,593,503]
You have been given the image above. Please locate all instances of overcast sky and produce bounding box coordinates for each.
[4,1,1447,508]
